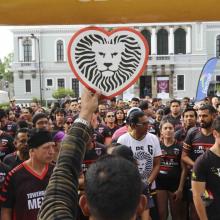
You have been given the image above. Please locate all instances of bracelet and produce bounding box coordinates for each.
[74,118,90,127]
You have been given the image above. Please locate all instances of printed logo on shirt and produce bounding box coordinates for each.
[194,146,205,154]
[173,148,180,155]
[211,167,220,177]
[27,190,45,210]
[133,149,153,181]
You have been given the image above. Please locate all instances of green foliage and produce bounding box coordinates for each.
[32,97,40,104]
[0,102,10,109]
[0,53,14,83]
[52,88,74,100]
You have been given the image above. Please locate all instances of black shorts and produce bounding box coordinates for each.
[156,179,179,192]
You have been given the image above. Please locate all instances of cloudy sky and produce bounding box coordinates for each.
[0,26,13,60]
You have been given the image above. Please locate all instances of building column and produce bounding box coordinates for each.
[31,38,36,61]
[186,26,192,54]
[169,26,174,54]
[151,27,157,55]
[18,38,24,61]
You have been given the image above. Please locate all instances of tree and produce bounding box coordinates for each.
[0,53,14,83]
[52,88,74,100]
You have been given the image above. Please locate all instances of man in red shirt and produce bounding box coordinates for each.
[0,129,55,220]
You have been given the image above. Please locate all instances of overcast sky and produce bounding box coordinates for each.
[0,26,13,60]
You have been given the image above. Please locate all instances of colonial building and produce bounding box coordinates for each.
[11,22,220,102]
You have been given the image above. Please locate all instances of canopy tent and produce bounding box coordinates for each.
[0,0,219,25]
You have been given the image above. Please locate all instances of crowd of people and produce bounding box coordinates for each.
[0,91,220,220]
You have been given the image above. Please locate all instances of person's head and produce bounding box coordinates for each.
[21,107,33,121]
[32,113,49,130]
[70,99,79,112]
[110,97,117,108]
[105,111,116,124]
[212,116,220,145]
[30,101,39,113]
[130,97,140,107]
[54,108,66,124]
[115,108,125,122]
[155,109,164,122]
[170,99,181,116]
[117,99,125,108]
[139,100,148,115]
[0,109,7,128]
[182,108,197,129]
[14,128,29,160]
[98,104,107,118]
[80,155,146,220]
[6,109,16,121]
[152,98,159,107]
[198,104,216,129]
[27,129,55,164]
[52,130,65,161]
[212,96,219,107]
[160,120,175,140]
[182,97,190,108]
[64,116,74,133]
[128,111,148,137]
[111,145,136,164]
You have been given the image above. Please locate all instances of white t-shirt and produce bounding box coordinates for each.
[117,132,161,183]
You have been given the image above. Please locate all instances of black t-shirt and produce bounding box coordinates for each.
[0,132,15,161]
[0,162,54,220]
[192,150,220,220]
[156,141,182,190]
[2,122,17,138]
[3,152,23,170]
[82,142,106,174]
[94,124,112,144]
[183,127,215,162]
[0,162,9,189]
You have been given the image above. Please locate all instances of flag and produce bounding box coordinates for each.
[195,57,218,101]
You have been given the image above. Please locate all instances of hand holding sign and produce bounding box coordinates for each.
[68,27,149,98]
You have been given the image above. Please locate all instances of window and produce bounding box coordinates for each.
[177,75,184,90]
[72,78,79,97]
[47,79,53,87]
[174,28,186,54]
[141,30,151,54]
[57,78,65,88]
[23,39,32,62]
[216,35,220,57]
[25,80,31,92]
[157,29,168,55]
[57,40,64,62]
[216,75,220,82]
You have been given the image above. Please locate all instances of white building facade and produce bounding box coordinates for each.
[11,22,220,102]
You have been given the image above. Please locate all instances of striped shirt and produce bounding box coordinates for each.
[38,122,91,220]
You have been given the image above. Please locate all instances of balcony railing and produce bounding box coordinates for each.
[12,62,38,71]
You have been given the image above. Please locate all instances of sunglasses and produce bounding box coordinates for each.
[107,115,115,118]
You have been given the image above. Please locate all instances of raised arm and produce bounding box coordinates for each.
[38,88,99,220]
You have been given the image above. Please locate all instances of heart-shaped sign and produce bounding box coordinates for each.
[68,27,149,98]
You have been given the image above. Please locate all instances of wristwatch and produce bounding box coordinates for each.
[74,118,90,127]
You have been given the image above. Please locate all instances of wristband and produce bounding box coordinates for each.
[74,118,90,127]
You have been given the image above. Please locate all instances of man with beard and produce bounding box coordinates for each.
[3,128,29,170]
[182,105,216,220]
[175,108,197,144]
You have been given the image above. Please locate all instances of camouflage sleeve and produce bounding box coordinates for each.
[38,122,91,220]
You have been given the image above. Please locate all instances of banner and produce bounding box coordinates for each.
[195,57,218,101]
[157,77,169,99]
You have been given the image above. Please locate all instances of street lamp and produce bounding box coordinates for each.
[31,33,43,106]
